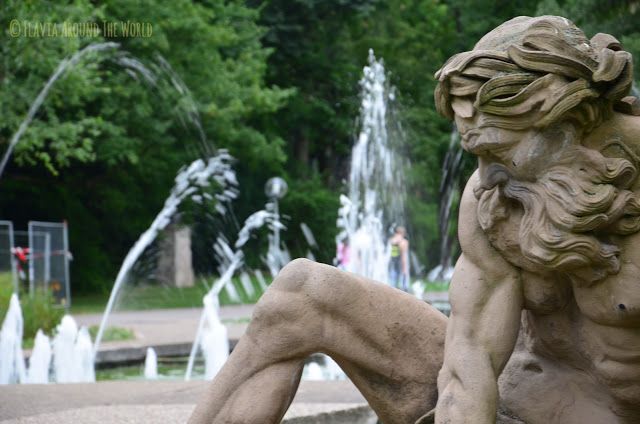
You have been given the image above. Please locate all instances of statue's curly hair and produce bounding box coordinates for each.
[436,16,633,134]
[435,16,640,283]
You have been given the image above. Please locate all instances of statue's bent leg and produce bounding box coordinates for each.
[189,258,447,424]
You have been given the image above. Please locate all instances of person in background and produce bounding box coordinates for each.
[336,237,350,270]
[389,226,409,291]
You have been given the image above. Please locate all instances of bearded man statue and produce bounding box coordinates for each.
[190,16,640,424]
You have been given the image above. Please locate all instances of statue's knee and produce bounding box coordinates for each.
[269,258,348,313]
[270,258,316,293]
[251,259,314,326]
[248,259,324,344]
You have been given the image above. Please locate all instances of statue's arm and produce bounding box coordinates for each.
[435,171,523,424]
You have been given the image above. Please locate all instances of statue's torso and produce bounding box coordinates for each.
[500,229,640,414]
[523,263,640,401]
[493,214,640,418]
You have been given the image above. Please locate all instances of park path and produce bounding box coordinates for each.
[74,305,254,355]
[73,294,447,353]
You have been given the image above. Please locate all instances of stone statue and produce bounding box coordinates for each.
[189,16,640,424]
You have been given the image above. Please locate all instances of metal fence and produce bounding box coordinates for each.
[0,220,18,292]
[28,221,71,307]
[0,220,71,307]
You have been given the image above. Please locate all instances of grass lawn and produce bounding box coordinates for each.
[71,274,271,314]
[4,269,448,318]
[62,274,449,315]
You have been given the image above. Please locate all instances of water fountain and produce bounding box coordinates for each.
[26,330,52,384]
[200,293,229,380]
[323,355,345,380]
[337,50,407,283]
[0,294,26,384]
[184,254,239,381]
[53,315,95,383]
[93,152,238,357]
[144,347,158,380]
[239,272,255,299]
[300,222,318,261]
[1,40,344,386]
[0,40,247,384]
[0,156,235,385]
[0,294,98,384]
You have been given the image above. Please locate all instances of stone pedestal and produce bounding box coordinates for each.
[157,224,195,288]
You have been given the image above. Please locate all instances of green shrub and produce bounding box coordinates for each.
[21,292,65,341]
[0,273,65,341]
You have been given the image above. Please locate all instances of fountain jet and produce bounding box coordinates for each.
[337,50,407,283]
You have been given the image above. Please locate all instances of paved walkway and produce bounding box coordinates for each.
[71,305,254,365]
[75,305,253,350]
[72,296,447,362]
[0,380,372,423]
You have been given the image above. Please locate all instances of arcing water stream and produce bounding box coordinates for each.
[93,153,238,356]
[0,43,119,179]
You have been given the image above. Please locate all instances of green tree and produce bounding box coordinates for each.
[0,0,290,292]
[536,0,640,81]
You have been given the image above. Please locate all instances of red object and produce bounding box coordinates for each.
[12,247,29,263]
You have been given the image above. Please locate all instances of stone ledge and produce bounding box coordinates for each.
[0,403,376,424]
[94,339,240,367]
[0,380,369,422]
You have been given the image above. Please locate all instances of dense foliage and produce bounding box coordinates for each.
[0,273,64,341]
[1,0,638,294]
[0,0,290,291]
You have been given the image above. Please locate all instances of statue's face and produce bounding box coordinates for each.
[454,108,577,181]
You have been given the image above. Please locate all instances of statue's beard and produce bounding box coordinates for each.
[477,145,640,284]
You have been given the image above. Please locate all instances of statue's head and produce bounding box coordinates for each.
[436,16,640,283]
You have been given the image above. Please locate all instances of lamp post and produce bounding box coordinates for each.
[264,177,288,251]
